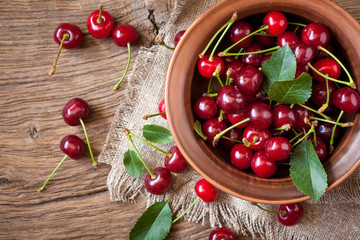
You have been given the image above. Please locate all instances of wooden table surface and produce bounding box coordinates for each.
[1,0,359,239]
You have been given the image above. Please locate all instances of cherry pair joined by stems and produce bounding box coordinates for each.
[48,23,83,77]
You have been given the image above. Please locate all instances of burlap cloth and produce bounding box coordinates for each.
[99,0,360,239]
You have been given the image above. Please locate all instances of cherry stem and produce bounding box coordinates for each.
[290,132,304,143]
[317,46,356,89]
[220,46,280,57]
[156,38,175,50]
[225,69,231,85]
[129,132,172,157]
[297,103,330,120]
[307,63,353,88]
[199,12,237,59]
[222,26,269,54]
[127,135,155,178]
[97,4,103,23]
[287,22,307,27]
[254,33,277,37]
[318,79,330,113]
[222,136,243,143]
[234,48,243,60]
[79,118,98,168]
[209,12,237,61]
[243,136,259,147]
[207,77,213,93]
[252,203,286,215]
[310,116,352,127]
[39,155,68,192]
[273,124,291,131]
[213,117,250,145]
[293,25,300,34]
[330,110,344,146]
[114,42,132,91]
[48,33,69,77]
[142,111,166,120]
[213,65,224,87]
[277,162,290,166]
[292,124,315,148]
[172,196,200,224]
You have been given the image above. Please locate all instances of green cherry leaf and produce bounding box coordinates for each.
[262,44,297,92]
[290,140,328,203]
[123,150,143,179]
[142,124,174,144]
[268,72,312,104]
[194,120,207,140]
[129,201,172,240]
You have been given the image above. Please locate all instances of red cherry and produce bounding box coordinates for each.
[293,42,315,66]
[195,179,219,203]
[227,108,250,129]
[311,82,336,107]
[241,43,264,68]
[265,137,291,161]
[272,105,296,129]
[251,151,277,178]
[229,21,253,48]
[221,128,244,149]
[60,135,86,159]
[312,138,328,162]
[193,96,218,120]
[263,11,287,36]
[248,102,273,130]
[216,85,247,114]
[277,31,300,49]
[302,23,330,47]
[53,23,83,49]
[112,24,138,47]
[221,60,244,80]
[235,66,263,95]
[198,54,225,78]
[62,98,90,126]
[312,58,341,82]
[174,30,186,47]
[87,5,114,39]
[230,144,253,169]
[332,87,360,113]
[316,122,340,143]
[202,118,227,143]
[164,146,188,173]
[209,227,236,240]
[255,30,276,48]
[144,167,172,195]
[292,103,314,132]
[158,98,167,120]
[243,126,271,151]
[277,203,303,226]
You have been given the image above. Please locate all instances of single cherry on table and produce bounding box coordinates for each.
[209,227,236,240]
[87,5,114,39]
[144,167,173,195]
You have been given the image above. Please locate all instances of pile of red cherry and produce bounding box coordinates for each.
[194,11,360,179]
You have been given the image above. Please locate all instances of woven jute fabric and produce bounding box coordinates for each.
[98,0,360,238]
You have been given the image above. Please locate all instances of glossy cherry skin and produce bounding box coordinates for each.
[263,11,287,36]
[112,24,138,47]
[221,128,244,149]
[255,30,276,48]
[312,137,328,162]
[248,102,273,130]
[277,31,300,49]
[216,85,247,114]
[316,122,340,143]
[272,105,296,129]
[293,42,315,66]
[229,21,253,48]
[241,43,264,68]
[243,126,271,151]
[164,146,188,173]
[292,103,314,132]
[230,144,253,169]
[62,98,90,126]
[277,203,303,226]
[174,30,186,47]
[209,227,236,240]
[265,137,291,161]
[193,96,218,120]
[221,60,244,80]
[158,98,167,120]
[144,167,172,195]
[202,118,227,143]
[312,58,341,82]
[195,179,219,203]
[302,23,330,47]
[53,23,83,49]
[60,135,86,159]
[332,87,360,113]
[311,82,336,107]
[235,66,263,95]
[87,9,114,39]
[251,151,277,178]
[227,108,250,129]
[198,54,225,78]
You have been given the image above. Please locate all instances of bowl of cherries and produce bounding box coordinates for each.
[165,0,360,204]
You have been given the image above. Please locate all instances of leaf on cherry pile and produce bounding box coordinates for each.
[290,140,328,203]
[129,201,172,240]
[268,73,312,104]
[262,44,297,92]
[143,124,173,144]
[194,120,207,140]
[123,150,143,179]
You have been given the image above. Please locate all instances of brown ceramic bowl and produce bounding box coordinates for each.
[165,0,360,204]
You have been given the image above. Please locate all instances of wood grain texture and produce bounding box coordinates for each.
[0,0,358,239]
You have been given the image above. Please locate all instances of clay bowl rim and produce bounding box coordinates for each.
[165,0,360,204]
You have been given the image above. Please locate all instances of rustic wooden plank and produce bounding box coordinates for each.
[0,0,359,239]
